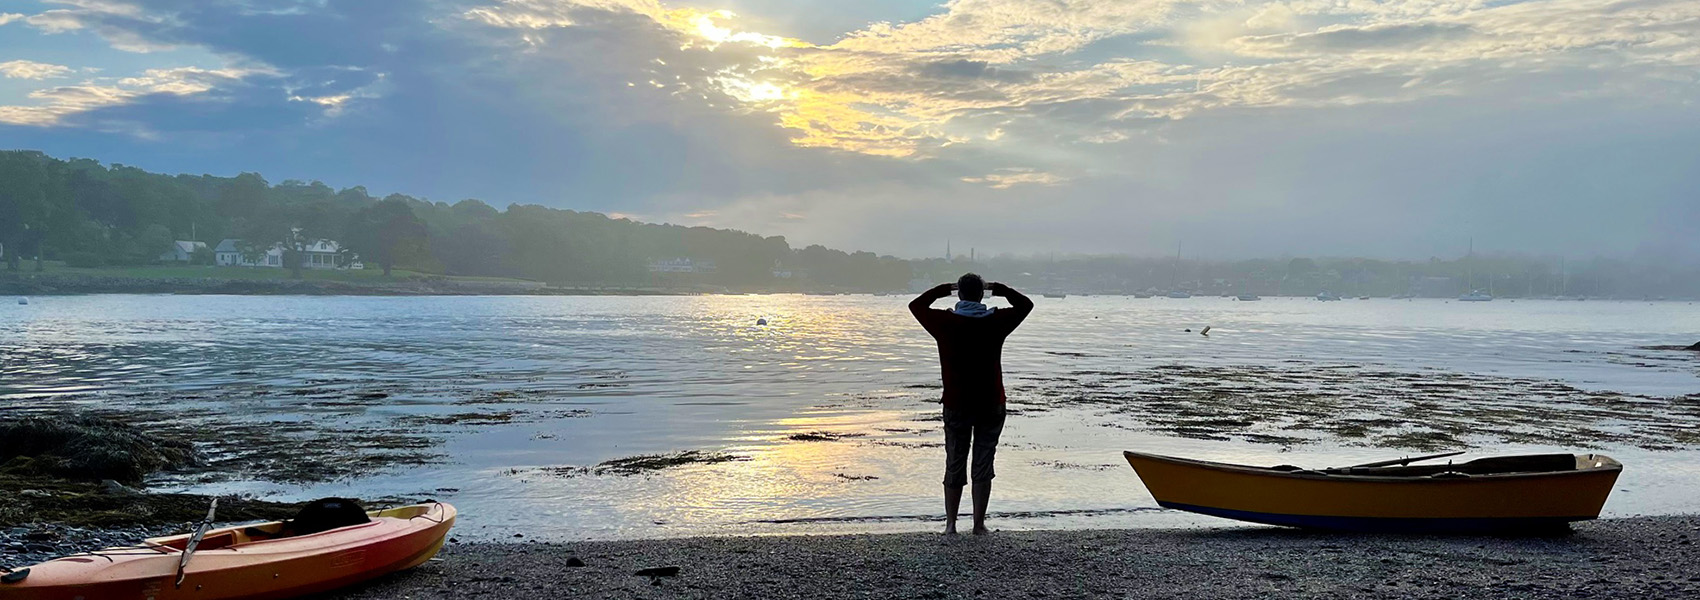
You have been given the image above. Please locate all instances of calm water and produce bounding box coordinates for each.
[3,294,1698,539]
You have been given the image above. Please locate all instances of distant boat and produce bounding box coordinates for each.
[872,292,888,296]
[1166,291,1192,299]
[1042,293,1067,299]
[1458,290,1494,302]
[1316,292,1341,301]
[1358,296,1371,300]
[1133,293,1152,299]
[1236,294,1261,301]
[1390,294,1412,300]
[16,298,26,305]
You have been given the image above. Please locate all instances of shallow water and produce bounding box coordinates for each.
[3,294,1698,539]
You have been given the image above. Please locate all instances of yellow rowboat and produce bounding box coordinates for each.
[1124,451,1621,533]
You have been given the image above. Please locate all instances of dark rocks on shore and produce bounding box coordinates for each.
[1689,341,1700,351]
[0,415,201,484]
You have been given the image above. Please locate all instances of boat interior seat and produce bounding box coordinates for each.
[234,498,374,543]
[1330,454,1580,477]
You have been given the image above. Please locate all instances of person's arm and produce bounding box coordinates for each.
[910,283,955,320]
[989,282,1033,330]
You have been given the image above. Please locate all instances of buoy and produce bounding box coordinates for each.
[756,318,767,325]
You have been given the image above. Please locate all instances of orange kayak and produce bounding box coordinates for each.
[0,502,454,600]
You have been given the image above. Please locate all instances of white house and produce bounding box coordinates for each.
[214,239,283,267]
[299,239,344,269]
[157,240,207,263]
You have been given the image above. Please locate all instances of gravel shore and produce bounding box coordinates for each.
[329,515,1700,599]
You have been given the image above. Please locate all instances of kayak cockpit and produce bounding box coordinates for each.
[1318,453,1620,478]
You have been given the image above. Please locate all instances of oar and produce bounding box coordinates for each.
[176,498,218,588]
[1337,451,1465,471]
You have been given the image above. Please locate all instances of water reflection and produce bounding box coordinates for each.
[3,295,1698,539]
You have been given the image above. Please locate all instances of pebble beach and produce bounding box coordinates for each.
[329,515,1700,599]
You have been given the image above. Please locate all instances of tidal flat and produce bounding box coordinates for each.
[3,295,1698,541]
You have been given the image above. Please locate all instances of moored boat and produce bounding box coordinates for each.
[1123,451,1619,533]
[1,502,455,600]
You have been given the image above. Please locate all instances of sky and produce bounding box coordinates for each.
[0,0,1697,260]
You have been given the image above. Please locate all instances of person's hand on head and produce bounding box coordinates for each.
[988,282,1010,297]
[933,282,956,295]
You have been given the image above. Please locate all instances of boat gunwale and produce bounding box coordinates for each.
[31,503,455,564]
[1122,451,1621,483]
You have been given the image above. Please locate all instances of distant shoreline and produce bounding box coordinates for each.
[0,272,775,297]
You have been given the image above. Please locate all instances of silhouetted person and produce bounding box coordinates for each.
[909,273,1034,534]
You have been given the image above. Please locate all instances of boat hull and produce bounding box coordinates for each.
[2,503,455,600]
[1125,452,1619,533]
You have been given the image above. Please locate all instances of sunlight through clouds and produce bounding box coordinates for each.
[460,0,1700,174]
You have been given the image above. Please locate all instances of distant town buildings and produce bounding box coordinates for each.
[647,258,716,274]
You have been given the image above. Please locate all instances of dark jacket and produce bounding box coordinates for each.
[909,286,1033,412]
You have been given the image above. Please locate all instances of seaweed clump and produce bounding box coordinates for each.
[0,415,203,484]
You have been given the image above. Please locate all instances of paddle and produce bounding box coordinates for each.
[176,498,218,588]
[1336,451,1465,471]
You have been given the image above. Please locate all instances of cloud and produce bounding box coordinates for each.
[24,0,180,52]
[0,66,259,127]
[961,168,1069,189]
[0,13,27,26]
[0,60,74,79]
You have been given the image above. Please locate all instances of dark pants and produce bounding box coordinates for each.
[943,406,1006,487]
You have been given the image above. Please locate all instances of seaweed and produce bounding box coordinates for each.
[0,416,201,484]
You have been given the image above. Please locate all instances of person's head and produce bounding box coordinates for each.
[957,273,985,302]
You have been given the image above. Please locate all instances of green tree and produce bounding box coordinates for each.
[0,152,52,271]
[345,198,428,276]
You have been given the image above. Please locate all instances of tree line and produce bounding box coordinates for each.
[0,151,914,289]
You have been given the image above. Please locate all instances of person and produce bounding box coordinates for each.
[909,273,1034,534]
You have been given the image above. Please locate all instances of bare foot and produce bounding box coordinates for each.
[971,526,991,535]
[943,523,958,535]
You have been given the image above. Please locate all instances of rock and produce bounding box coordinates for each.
[565,557,586,567]
[22,531,55,542]
[100,479,141,496]
[1688,341,1699,351]
[635,566,680,577]
[18,489,50,498]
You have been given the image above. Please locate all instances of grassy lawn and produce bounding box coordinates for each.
[20,261,537,284]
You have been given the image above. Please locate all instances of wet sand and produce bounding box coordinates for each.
[332,515,1700,599]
